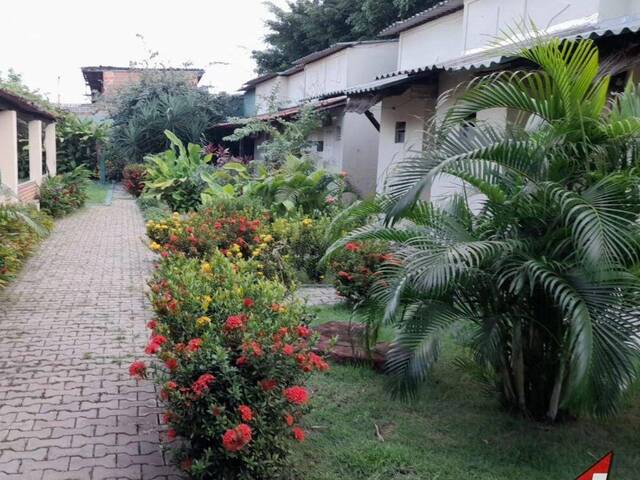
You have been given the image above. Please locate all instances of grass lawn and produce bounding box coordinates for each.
[294,307,640,479]
[86,181,111,204]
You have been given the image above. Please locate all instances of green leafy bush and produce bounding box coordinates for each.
[143,131,215,212]
[130,252,326,478]
[0,203,52,288]
[56,114,108,174]
[39,166,91,217]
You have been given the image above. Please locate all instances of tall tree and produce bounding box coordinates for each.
[252,0,438,74]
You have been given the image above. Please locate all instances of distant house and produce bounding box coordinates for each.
[0,88,57,203]
[61,66,205,121]
[338,0,640,202]
[213,40,398,196]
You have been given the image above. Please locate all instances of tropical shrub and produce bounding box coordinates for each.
[327,38,640,421]
[0,203,52,288]
[224,104,321,165]
[143,131,215,212]
[146,209,295,285]
[56,114,108,174]
[104,72,241,176]
[39,166,91,217]
[270,215,331,282]
[327,240,389,303]
[130,252,326,478]
[122,163,146,197]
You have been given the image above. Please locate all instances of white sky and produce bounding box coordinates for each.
[0,0,287,104]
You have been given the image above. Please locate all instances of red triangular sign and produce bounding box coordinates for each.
[576,452,614,480]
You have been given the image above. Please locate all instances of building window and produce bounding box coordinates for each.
[316,141,324,152]
[394,121,406,144]
[336,126,342,141]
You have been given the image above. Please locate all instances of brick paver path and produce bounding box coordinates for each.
[295,285,343,307]
[0,188,181,479]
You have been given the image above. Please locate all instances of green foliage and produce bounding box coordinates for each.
[136,248,326,478]
[104,72,240,178]
[143,131,215,212]
[225,104,321,164]
[0,203,52,289]
[329,38,640,421]
[252,0,438,73]
[56,115,108,175]
[39,166,91,217]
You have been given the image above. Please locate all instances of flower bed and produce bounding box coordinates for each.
[132,245,328,477]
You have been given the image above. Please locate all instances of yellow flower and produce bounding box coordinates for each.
[149,241,162,252]
[226,250,233,257]
[302,218,313,227]
[196,316,211,327]
[262,234,273,243]
[256,271,264,277]
[236,252,243,258]
[201,295,212,310]
[231,243,241,252]
[252,249,261,257]
[201,262,212,274]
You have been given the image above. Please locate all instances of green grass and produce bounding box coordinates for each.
[86,181,110,204]
[309,304,395,342]
[294,309,640,479]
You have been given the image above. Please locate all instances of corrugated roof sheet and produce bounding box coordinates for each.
[374,14,640,81]
[379,0,464,37]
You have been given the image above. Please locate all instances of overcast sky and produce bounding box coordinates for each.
[0,0,287,104]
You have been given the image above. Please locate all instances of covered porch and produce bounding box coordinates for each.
[0,88,57,203]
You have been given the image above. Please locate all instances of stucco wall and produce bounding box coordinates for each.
[255,77,287,114]
[398,10,464,71]
[285,71,306,107]
[376,87,436,193]
[304,50,348,99]
[342,107,381,196]
[347,42,399,86]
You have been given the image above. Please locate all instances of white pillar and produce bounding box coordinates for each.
[0,110,19,197]
[44,122,56,177]
[28,120,43,185]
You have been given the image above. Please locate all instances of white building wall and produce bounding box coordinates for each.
[304,50,348,98]
[347,42,399,86]
[377,86,436,193]
[398,10,465,71]
[284,72,306,107]
[255,77,288,114]
[342,107,381,196]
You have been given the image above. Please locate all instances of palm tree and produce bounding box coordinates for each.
[326,37,640,421]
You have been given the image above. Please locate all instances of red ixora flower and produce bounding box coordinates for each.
[145,335,167,355]
[282,344,295,356]
[165,358,178,371]
[167,429,177,441]
[337,271,353,282]
[192,373,216,396]
[345,242,361,252]
[283,386,309,405]
[222,424,252,452]
[259,379,278,391]
[224,314,246,333]
[292,427,305,442]
[128,360,147,379]
[297,325,311,338]
[243,297,255,308]
[238,405,253,422]
[284,413,294,427]
[187,338,203,352]
[146,319,158,330]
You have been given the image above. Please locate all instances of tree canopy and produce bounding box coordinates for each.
[252,0,438,74]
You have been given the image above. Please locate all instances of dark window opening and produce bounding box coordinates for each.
[316,141,324,152]
[394,121,406,144]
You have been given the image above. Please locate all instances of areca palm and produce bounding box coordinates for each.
[328,37,640,421]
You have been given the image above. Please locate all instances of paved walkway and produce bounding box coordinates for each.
[0,188,181,479]
[295,285,344,307]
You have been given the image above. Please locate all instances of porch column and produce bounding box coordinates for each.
[44,122,56,176]
[0,110,19,197]
[28,120,43,185]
